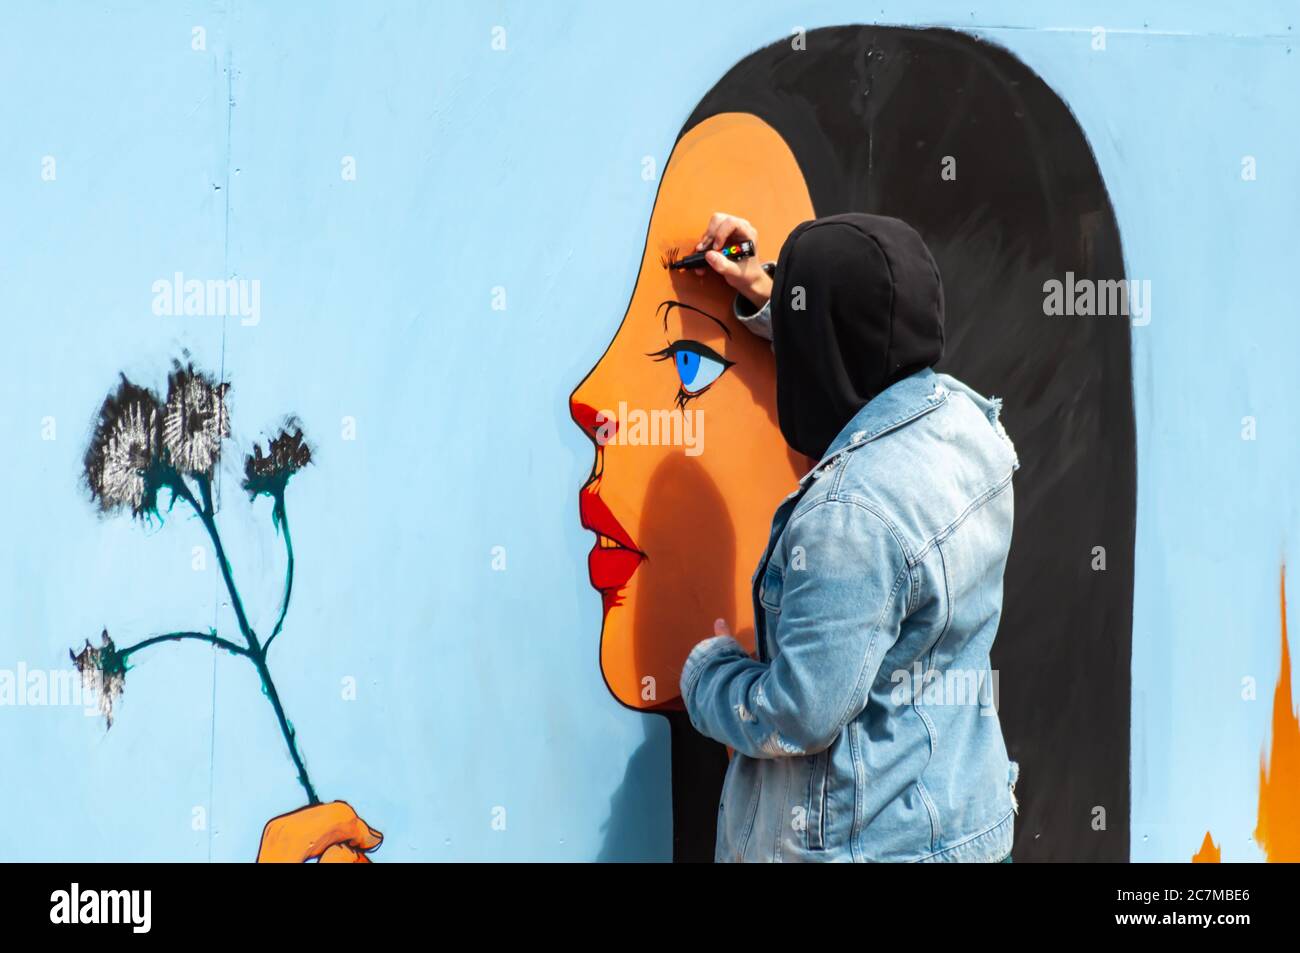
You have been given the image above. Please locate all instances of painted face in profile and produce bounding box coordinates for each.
[570,113,814,710]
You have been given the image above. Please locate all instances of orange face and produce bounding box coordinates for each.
[569,113,815,710]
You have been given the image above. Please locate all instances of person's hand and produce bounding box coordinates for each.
[709,617,756,659]
[695,212,773,309]
[256,800,383,863]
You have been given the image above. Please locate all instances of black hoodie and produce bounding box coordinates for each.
[769,213,945,460]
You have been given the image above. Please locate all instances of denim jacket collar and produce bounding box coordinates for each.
[797,367,949,487]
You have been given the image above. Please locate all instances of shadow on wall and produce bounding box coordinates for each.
[597,717,673,862]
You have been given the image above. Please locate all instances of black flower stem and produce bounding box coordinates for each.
[191,474,261,655]
[118,630,248,661]
[262,490,294,655]
[251,650,319,805]
[171,472,318,806]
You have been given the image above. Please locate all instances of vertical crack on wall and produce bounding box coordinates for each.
[207,24,237,864]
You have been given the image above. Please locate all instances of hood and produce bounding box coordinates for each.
[769,213,945,460]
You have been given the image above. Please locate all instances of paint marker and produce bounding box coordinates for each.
[669,240,755,271]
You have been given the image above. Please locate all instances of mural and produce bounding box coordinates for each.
[76,363,314,807]
[2,3,1296,863]
[573,25,1135,861]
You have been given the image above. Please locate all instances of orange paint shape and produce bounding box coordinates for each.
[1191,831,1220,863]
[1254,565,1300,862]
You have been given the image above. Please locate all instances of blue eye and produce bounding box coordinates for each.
[650,341,734,400]
[675,349,726,394]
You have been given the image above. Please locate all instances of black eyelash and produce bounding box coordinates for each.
[648,340,732,366]
[659,246,681,270]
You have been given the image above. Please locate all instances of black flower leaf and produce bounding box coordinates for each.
[70,629,127,728]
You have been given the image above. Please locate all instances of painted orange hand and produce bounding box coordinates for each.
[319,844,373,863]
[256,800,383,863]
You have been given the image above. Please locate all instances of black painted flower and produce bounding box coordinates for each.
[70,629,127,728]
[243,422,312,500]
[162,362,230,476]
[84,376,164,518]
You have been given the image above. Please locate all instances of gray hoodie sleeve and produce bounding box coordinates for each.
[732,261,777,342]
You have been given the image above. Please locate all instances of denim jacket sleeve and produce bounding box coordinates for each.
[680,498,911,758]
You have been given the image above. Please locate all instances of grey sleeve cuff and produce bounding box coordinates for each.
[734,297,773,342]
[732,262,777,342]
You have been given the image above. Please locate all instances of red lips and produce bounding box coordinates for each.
[579,490,645,604]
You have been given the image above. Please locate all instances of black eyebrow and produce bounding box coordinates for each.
[656,300,732,339]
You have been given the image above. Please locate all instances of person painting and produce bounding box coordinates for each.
[679,210,1020,862]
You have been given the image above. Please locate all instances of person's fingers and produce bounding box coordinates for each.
[319,844,372,864]
[700,212,745,250]
[257,800,383,863]
[697,211,728,250]
[714,617,732,637]
[705,250,743,279]
[719,219,746,250]
[698,213,758,254]
[714,216,756,250]
[710,215,739,250]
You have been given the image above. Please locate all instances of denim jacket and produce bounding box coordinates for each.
[681,367,1020,862]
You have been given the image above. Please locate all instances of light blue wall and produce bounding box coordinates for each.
[0,1,1295,861]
